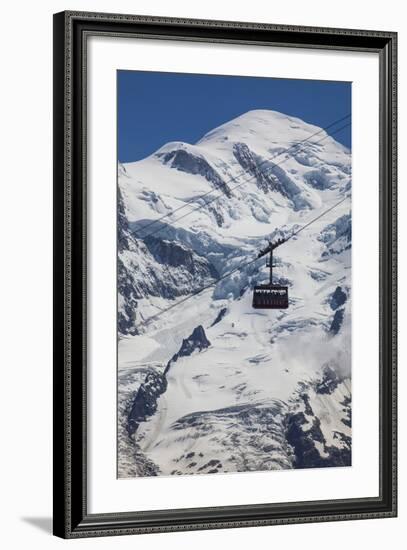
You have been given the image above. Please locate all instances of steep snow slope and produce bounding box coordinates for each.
[117,109,352,477]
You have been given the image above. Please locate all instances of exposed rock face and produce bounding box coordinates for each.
[167,401,294,474]
[127,371,167,436]
[285,411,351,468]
[117,187,132,253]
[285,368,351,469]
[144,235,218,279]
[117,190,218,335]
[118,189,142,335]
[330,286,347,310]
[315,365,342,395]
[330,308,345,335]
[160,148,232,197]
[304,167,337,189]
[210,307,227,327]
[328,286,349,335]
[165,326,211,374]
[319,214,352,257]
[232,142,307,210]
[328,286,348,335]
[126,325,211,438]
[118,367,162,477]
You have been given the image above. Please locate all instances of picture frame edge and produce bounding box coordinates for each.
[52,10,397,539]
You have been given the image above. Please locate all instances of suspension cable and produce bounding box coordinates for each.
[140,194,350,328]
[131,115,351,241]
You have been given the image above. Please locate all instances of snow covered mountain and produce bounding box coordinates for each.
[117,109,352,477]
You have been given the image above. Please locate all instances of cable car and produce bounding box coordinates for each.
[252,238,289,309]
[252,284,289,309]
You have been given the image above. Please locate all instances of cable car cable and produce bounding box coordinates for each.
[131,114,351,240]
[134,120,350,241]
[134,122,350,243]
[283,194,349,243]
[131,113,350,237]
[139,194,350,328]
[251,193,349,309]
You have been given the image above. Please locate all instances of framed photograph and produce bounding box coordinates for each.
[53,11,397,538]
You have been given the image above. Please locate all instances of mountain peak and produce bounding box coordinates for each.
[197,109,325,149]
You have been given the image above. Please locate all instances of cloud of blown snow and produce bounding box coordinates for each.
[272,310,351,382]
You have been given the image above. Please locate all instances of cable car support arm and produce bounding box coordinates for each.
[256,238,287,285]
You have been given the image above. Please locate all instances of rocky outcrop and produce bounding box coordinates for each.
[144,236,218,278]
[210,307,227,327]
[127,371,167,436]
[118,189,143,335]
[232,142,308,210]
[127,325,211,438]
[285,411,351,468]
[328,286,348,335]
[319,214,352,257]
[285,373,352,469]
[329,286,347,310]
[168,400,294,474]
[118,190,219,335]
[330,308,345,335]
[160,148,232,197]
[315,365,342,395]
[303,167,336,190]
[165,326,211,374]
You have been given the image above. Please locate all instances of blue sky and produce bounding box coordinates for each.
[117,70,351,163]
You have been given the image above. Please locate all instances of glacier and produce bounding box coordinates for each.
[117,109,352,477]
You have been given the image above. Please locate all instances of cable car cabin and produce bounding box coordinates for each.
[252,285,289,309]
[252,237,289,310]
